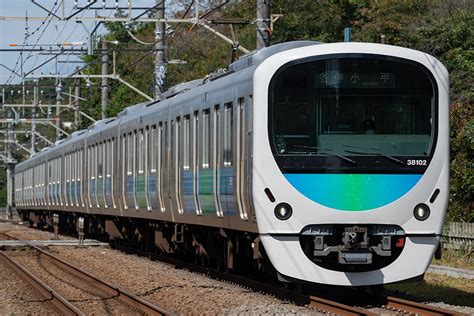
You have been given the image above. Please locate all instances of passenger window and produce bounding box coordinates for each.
[127,133,133,175]
[202,109,210,168]
[224,102,233,166]
[138,130,145,175]
[183,115,190,170]
[150,126,157,173]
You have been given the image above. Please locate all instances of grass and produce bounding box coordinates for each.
[386,273,474,307]
[432,247,474,270]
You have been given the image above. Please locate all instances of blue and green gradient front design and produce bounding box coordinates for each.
[283,174,422,211]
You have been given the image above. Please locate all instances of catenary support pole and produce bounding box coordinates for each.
[101,40,109,119]
[74,76,81,128]
[154,0,166,100]
[256,0,271,50]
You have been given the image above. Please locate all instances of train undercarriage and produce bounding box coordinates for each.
[17,209,273,278]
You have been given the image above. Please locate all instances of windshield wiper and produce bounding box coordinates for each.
[342,145,405,166]
[293,145,357,165]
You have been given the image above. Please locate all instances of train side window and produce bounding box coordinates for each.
[127,133,133,175]
[150,126,157,173]
[183,115,190,170]
[202,109,210,168]
[98,142,103,180]
[224,102,233,166]
[138,129,144,175]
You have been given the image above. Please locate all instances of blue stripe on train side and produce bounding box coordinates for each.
[219,167,237,216]
[182,170,195,213]
[148,174,159,209]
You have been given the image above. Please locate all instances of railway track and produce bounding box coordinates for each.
[379,295,466,315]
[112,243,467,316]
[0,232,171,315]
[0,251,84,315]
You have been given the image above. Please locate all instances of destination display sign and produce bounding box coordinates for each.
[314,71,396,89]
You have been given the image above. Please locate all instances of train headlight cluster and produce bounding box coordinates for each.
[413,203,430,221]
[275,202,292,220]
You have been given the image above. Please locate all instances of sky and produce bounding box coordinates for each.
[0,0,175,86]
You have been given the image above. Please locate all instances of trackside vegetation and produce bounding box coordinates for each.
[1,0,472,223]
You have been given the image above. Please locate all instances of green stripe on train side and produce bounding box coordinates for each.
[198,169,215,214]
[136,175,147,209]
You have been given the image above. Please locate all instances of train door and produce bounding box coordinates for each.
[213,105,223,217]
[159,122,166,212]
[163,121,172,214]
[242,96,255,220]
[105,140,114,209]
[198,109,216,215]
[126,132,136,209]
[182,115,195,213]
[136,129,147,209]
[148,125,159,210]
[192,112,202,215]
[168,118,183,215]
[219,102,239,217]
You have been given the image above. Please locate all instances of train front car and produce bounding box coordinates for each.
[253,42,449,286]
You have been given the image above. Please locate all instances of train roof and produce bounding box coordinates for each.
[16,41,321,168]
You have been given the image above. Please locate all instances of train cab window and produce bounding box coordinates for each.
[183,116,190,170]
[270,56,435,160]
[224,102,233,166]
[202,109,210,168]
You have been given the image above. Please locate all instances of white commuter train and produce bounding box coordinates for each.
[14,41,449,286]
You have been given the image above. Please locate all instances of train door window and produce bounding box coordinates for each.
[160,122,166,212]
[138,129,144,175]
[224,102,233,166]
[150,126,157,173]
[127,133,133,176]
[202,109,210,168]
[183,115,190,170]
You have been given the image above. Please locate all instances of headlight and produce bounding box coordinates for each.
[275,202,293,220]
[414,203,430,221]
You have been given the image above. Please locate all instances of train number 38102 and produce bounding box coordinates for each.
[407,159,427,166]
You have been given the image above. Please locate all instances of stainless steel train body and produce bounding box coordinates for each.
[14,41,449,286]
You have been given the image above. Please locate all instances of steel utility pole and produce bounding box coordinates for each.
[154,0,166,100]
[74,76,81,128]
[5,107,16,220]
[256,0,271,49]
[55,81,62,141]
[101,40,109,119]
[31,83,38,154]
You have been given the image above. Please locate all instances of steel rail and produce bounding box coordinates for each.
[309,295,377,316]
[0,232,171,316]
[0,251,85,315]
[113,243,375,315]
[383,295,467,316]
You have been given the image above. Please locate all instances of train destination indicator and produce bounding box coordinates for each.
[315,71,396,88]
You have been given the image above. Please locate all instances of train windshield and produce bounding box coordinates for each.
[269,56,436,172]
